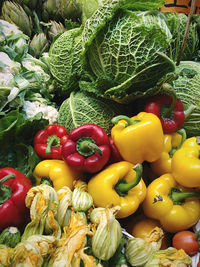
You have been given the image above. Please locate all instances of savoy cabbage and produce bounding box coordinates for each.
[49,0,176,103]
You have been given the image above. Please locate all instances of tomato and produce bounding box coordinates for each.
[197,261,200,267]
[172,231,200,256]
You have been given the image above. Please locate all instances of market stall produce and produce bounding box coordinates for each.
[0,0,200,266]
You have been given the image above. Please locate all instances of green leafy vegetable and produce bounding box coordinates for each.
[49,27,83,96]
[165,13,199,62]
[0,110,48,181]
[172,61,200,137]
[58,91,124,134]
[80,0,175,103]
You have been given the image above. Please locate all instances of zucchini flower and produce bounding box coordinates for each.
[2,1,32,37]
[21,184,61,241]
[56,186,72,228]
[29,33,49,58]
[72,181,93,212]
[48,211,94,266]
[144,247,192,267]
[12,235,57,267]
[48,20,65,41]
[90,206,122,261]
[0,244,14,267]
[125,227,164,266]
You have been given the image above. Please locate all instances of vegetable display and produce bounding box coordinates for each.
[1,0,200,266]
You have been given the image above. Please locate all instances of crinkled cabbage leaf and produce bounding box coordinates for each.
[80,0,175,103]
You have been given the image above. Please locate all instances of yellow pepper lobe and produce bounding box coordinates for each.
[88,161,146,218]
[111,112,164,165]
[172,136,200,188]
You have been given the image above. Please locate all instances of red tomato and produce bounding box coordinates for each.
[197,261,200,267]
[172,231,200,256]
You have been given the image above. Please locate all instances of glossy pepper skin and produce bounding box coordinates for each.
[108,136,124,163]
[144,92,185,134]
[142,173,200,233]
[34,124,68,159]
[111,112,164,165]
[151,129,186,176]
[61,124,110,173]
[33,159,81,191]
[88,161,146,218]
[171,136,200,188]
[0,168,32,231]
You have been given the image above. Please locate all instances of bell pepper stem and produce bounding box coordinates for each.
[76,137,102,157]
[111,115,141,126]
[40,177,53,187]
[170,188,200,205]
[115,164,142,196]
[170,128,187,157]
[45,135,60,154]
[0,174,15,205]
[161,83,177,118]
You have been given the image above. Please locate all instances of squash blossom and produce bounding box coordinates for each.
[111,112,164,165]
[72,180,93,212]
[21,184,61,241]
[90,206,122,261]
[48,211,96,266]
[125,227,164,266]
[56,186,72,228]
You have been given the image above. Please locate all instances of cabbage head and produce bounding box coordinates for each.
[164,13,199,62]
[49,27,83,96]
[58,91,124,134]
[80,0,175,103]
[172,61,200,137]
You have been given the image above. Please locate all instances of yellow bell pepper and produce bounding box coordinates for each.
[142,173,200,233]
[151,129,186,176]
[171,136,200,188]
[111,112,164,164]
[88,161,146,218]
[33,159,81,191]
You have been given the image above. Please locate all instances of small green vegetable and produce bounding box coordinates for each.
[0,227,21,248]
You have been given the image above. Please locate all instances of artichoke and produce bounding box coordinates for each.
[48,20,65,41]
[42,0,62,22]
[2,1,32,37]
[29,33,49,58]
[15,0,38,10]
[58,0,82,21]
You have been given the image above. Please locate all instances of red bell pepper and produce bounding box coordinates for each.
[61,124,111,173]
[108,136,123,163]
[144,85,185,134]
[0,168,32,231]
[33,124,68,159]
